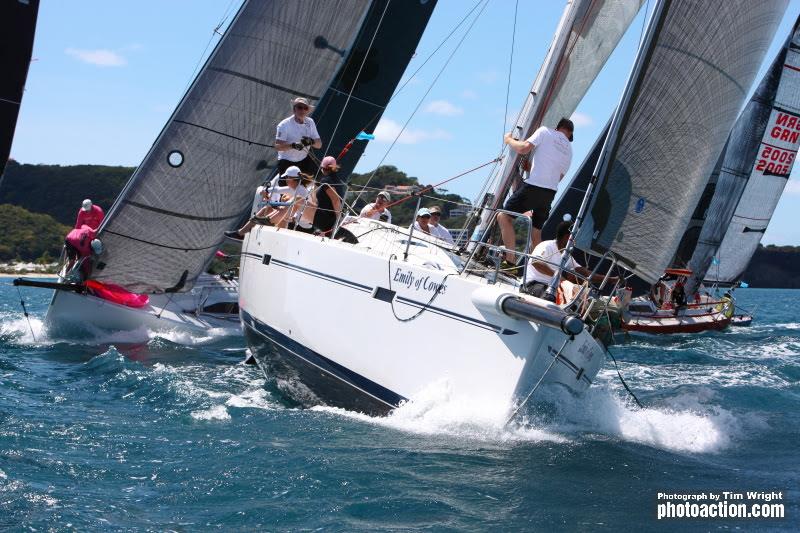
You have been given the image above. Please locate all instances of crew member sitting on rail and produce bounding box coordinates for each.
[296,155,346,235]
[428,205,454,244]
[359,191,392,223]
[75,199,104,231]
[225,166,310,239]
[275,97,321,180]
[522,221,617,299]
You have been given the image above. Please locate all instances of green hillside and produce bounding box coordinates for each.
[0,160,132,225]
[0,204,70,262]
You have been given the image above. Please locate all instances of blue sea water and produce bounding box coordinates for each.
[0,281,798,531]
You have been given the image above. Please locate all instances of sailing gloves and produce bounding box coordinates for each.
[291,142,304,150]
[301,136,314,147]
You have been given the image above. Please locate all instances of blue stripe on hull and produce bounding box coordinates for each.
[241,310,406,416]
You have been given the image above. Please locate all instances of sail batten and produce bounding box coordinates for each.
[574,0,787,284]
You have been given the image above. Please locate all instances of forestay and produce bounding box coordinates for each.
[93,0,370,293]
[475,0,643,241]
[574,0,786,284]
[698,17,800,287]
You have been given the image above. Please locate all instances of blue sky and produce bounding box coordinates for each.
[11,0,800,245]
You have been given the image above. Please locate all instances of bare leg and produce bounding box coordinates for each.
[497,212,517,262]
[529,227,542,253]
[238,206,274,235]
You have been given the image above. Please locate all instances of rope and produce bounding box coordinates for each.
[505,337,570,425]
[386,254,452,322]
[501,0,519,149]
[16,286,36,342]
[352,0,491,206]
[605,346,644,408]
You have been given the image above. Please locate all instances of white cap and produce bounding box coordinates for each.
[90,239,104,255]
[563,213,573,222]
[82,199,92,212]
[281,166,301,178]
[417,207,431,217]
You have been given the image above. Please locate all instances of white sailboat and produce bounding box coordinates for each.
[239,0,649,415]
[240,0,785,415]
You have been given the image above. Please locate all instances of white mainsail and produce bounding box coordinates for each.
[699,18,800,287]
[573,0,787,284]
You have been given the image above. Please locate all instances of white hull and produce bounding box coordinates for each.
[239,221,606,415]
[45,274,240,339]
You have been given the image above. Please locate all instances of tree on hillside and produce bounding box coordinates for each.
[0,161,132,225]
[0,204,70,262]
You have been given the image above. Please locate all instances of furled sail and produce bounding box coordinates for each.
[0,0,39,176]
[472,0,644,243]
[93,0,372,293]
[690,16,800,288]
[573,0,787,284]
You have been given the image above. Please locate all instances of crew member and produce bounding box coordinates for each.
[275,97,321,179]
[428,205,454,244]
[75,199,104,231]
[523,220,616,299]
[359,191,392,223]
[498,118,574,274]
[296,156,346,235]
[412,208,432,235]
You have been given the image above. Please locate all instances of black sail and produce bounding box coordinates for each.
[0,0,39,176]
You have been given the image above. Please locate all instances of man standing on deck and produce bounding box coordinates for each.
[275,97,322,179]
[74,199,104,231]
[497,118,574,274]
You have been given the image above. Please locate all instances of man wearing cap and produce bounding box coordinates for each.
[496,117,574,273]
[275,97,322,178]
[428,205,454,244]
[359,191,392,223]
[74,199,104,231]
[412,208,433,235]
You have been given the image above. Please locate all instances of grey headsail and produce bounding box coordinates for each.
[92,0,371,293]
[689,16,800,289]
[0,0,39,177]
[573,0,787,284]
[472,0,644,245]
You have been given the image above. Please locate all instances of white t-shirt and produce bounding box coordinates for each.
[359,202,392,223]
[430,223,454,244]
[276,115,320,162]
[525,239,579,285]
[524,126,572,191]
[266,176,309,203]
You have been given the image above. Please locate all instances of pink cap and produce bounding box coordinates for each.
[321,155,337,168]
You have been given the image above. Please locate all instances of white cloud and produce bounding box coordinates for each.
[461,89,478,100]
[424,99,463,116]
[785,179,800,195]
[569,112,593,127]
[65,48,126,67]
[373,118,451,145]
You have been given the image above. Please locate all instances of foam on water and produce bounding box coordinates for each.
[314,379,568,444]
[0,314,48,345]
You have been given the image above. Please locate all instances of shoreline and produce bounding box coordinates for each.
[0,273,57,279]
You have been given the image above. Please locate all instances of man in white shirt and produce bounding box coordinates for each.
[411,207,432,235]
[428,205,454,244]
[359,191,392,223]
[275,97,322,179]
[497,118,574,274]
[523,221,616,299]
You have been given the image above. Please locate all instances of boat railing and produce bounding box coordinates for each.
[460,208,533,282]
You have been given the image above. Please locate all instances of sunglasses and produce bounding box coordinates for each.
[294,105,309,111]
[430,212,441,216]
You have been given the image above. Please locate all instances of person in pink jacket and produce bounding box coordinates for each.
[74,199,104,230]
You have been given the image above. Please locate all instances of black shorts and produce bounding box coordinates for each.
[503,183,556,229]
[277,156,317,185]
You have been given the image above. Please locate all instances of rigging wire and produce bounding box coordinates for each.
[501,0,520,150]
[351,0,491,207]
[181,0,239,95]
[16,286,36,342]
